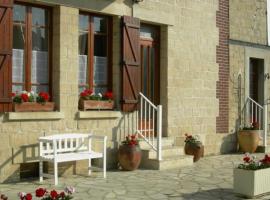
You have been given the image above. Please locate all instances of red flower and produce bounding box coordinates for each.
[260,154,270,164]
[60,191,65,198]
[85,89,93,95]
[243,156,251,163]
[131,135,136,140]
[25,193,32,200]
[39,92,50,102]
[104,91,113,100]
[35,188,46,197]
[21,93,29,102]
[11,92,16,97]
[50,190,58,199]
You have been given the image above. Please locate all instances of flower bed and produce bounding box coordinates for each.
[12,91,54,112]
[79,89,114,110]
[234,154,270,198]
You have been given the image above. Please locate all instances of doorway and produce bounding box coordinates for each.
[140,24,160,105]
[249,58,264,106]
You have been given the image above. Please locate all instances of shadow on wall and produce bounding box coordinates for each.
[41,0,133,12]
[219,133,238,154]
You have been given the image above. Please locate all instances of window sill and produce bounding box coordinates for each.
[7,112,65,121]
[78,111,121,119]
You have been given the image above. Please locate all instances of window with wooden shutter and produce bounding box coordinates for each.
[0,0,13,112]
[121,16,141,112]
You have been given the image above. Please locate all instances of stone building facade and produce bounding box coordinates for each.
[0,0,268,183]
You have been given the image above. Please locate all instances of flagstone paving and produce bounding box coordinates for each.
[0,153,269,200]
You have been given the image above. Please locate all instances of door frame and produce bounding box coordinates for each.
[139,23,160,105]
[244,47,268,106]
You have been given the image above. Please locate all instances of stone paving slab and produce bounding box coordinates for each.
[0,154,269,200]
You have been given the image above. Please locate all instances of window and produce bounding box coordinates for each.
[12,3,51,93]
[78,13,112,93]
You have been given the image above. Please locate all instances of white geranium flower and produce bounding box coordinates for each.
[18,192,26,198]
[65,186,75,194]
[98,93,102,98]
[22,90,27,94]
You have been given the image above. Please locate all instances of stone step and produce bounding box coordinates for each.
[140,155,193,170]
[142,146,185,159]
[139,137,174,150]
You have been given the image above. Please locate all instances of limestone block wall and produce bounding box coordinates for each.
[230,0,267,44]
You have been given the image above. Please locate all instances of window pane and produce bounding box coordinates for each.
[79,55,88,85]
[13,26,25,49]
[12,85,23,93]
[93,56,107,86]
[12,49,24,84]
[94,17,107,33]
[32,28,48,51]
[32,7,48,26]
[94,87,107,94]
[94,35,107,57]
[13,4,26,23]
[79,15,89,31]
[140,25,157,40]
[31,51,48,84]
[79,32,88,55]
[31,85,49,93]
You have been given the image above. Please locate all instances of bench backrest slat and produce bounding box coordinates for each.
[40,134,90,155]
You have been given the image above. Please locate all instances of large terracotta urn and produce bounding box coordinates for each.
[237,130,260,153]
[184,143,204,162]
[118,145,141,171]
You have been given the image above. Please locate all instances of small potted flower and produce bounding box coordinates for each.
[18,186,75,200]
[234,154,270,198]
[118,134,141,171]
[12,91,54,112]
[238,122,261,153]
[184,133,204,162]
[78,89,114,110]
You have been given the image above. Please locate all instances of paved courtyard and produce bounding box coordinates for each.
[0,154,269,200]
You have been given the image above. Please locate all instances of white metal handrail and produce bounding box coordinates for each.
[241,97,263,129]
[137,92,162,161]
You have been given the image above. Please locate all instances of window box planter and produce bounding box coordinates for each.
[13,102,55,112]
[79,99,114,111]
[234,168,270,198]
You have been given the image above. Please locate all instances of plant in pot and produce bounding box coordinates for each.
[79,89,114,110]
[0,194,8,200]
[118,134,142,171]
[12,91,54,112]
[238,122,260,153]
[184,133,204,162]
[234,153,270,198]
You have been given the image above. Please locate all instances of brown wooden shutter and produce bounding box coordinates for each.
[0,0,13,112]
[121,16,141,112]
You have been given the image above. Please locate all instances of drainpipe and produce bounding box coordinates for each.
[267,0,270,45]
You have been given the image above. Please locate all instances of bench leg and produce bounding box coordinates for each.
[54,161,58,185]
[103,155,106,178]
[39,161,43,182]
[88,159,91,175]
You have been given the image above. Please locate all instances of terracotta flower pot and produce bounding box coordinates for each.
[13,102,55,112]
[238,130,260,153]
[79,99,114,110]
[118,145,141,171]
[184,143,204,162]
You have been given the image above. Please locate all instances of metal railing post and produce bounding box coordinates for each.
[157,105,162,161]
[264,104,268,147]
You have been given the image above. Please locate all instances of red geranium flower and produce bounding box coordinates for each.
[50,190,58,199]
[104,91,113,100]
[60,191,65,198]
[243,156,251,163]
[11,92,16,97]
[39,92,50,102]
[35,188,46,197]
[21,93,29,102]
[25,193,32,200]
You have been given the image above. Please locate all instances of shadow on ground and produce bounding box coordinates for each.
[176,188,245,200]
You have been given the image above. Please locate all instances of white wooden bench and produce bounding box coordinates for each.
[39,133,107,185]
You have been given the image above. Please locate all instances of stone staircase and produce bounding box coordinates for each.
[139,137,193,170]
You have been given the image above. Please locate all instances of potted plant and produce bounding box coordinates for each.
[118,134,141,171]
[18,186,75,200]
[12,91,54,112]
[238,122,260,153]
[234,154,270,198]
[79,89,114,110]
[184,133,204,162]
[0,194,8,200]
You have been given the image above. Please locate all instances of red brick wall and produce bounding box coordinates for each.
[216,0,229,133]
